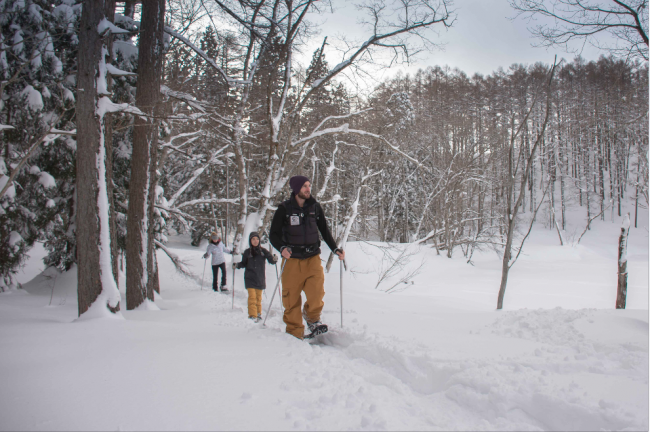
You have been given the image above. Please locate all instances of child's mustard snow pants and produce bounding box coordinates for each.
[247,288,263,318]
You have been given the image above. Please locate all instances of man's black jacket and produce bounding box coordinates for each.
[269,194,338,259]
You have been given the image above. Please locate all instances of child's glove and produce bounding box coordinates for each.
[203,253,208,259]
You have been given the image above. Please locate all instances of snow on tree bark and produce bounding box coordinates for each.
[76,0,120,316]
[126,0,165,310]
[616,213,631,309]
[103,0,119,285]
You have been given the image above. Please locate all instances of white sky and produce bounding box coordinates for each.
[302,0,609,89]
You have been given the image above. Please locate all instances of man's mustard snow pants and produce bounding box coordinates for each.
[281,255,325,339]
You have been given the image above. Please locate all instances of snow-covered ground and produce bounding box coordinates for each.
[1,215,648,431]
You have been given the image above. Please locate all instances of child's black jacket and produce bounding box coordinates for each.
[236,247,276,289]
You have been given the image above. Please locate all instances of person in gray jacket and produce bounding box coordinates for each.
[203,232,231,292]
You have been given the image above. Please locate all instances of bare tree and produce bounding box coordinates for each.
[497,59,558,310]
[511,0,649,60]
[183,0,453,254]
[372,243,425,292]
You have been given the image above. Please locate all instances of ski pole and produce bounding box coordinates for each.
[263,260,286,326]
[200,258,207,291]
[340,259,346,328]
[232,261,236,309]
[274,261,283,312]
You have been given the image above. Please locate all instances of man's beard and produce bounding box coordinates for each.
[298,191,310,200]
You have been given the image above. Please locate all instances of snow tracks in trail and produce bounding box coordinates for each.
[209,292,649,431]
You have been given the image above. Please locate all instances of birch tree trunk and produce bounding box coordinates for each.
[76,0,120,316]
[126,0,165,309]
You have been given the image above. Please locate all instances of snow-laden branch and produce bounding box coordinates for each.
[167,145,230,207]
[161,85,207,113]
[159,131,203,148]
[319,194,342,205]
[167,166,208,208]
[176,197,240,209]
[155,204,195,231]
[310,109,373,136]
[361,169,382,184]
[106,64,136,76]
[291,124,429,175]
[291,124,351,148]
[269,49,291,146]
[49,128,76,135]
[98,18,131,35]
[316,144,338,199]
[0,124,73,200]
[341,186,363,250]
[154,240,194,278]
[97,97,145,118]
[325,169,381,271]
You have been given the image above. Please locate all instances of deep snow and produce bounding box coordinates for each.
[1,215,648,431]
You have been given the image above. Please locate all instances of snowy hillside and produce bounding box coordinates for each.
[0,216,648,431]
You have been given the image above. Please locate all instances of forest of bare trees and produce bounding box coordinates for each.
[0,0,647,314]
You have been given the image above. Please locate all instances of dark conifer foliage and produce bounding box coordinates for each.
[0,0,78,290]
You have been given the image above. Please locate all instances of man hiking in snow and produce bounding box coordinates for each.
[269,175,345,339]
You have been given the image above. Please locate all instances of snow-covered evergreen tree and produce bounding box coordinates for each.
[0,0,79,289]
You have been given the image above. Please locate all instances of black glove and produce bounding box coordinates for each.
[203,253,208,259]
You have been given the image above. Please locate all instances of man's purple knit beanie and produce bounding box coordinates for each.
[289,175,309,195]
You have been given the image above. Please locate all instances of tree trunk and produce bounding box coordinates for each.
[145,115,160,299]
[497,60,557,310]
[616,213,630,309]
[152,252,160,295]
[496,219,515,310]
[76,0,120,316]
[104,0,119,285]
[124,0,136,18]
[125,0,165,309]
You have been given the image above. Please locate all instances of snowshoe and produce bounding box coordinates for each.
[304,322,328,339]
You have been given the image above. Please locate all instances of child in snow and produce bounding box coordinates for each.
[203,232,231,292]
[233,232,278,321]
